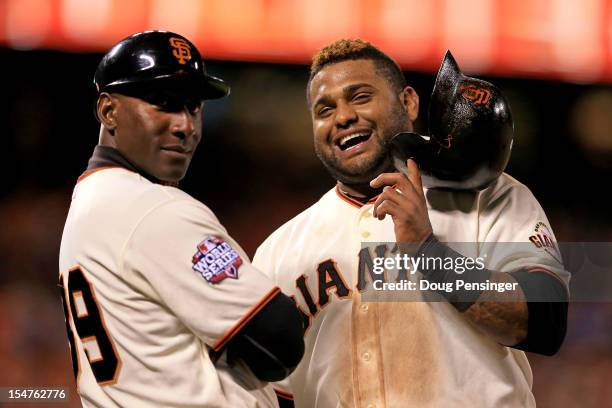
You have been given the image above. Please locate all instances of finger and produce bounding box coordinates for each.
[372,174,421,208]
[406,159,424,194]
[373,199,400,221]
[370,172,402,189]
[373,186,399,216]
[372,186,391,218]
[372,199,385,220]
[372,186,402,214]
[371,172,419,198]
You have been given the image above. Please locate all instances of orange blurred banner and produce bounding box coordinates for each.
[1,0,611,82]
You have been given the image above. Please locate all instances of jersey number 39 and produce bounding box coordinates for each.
[59,267,121,385]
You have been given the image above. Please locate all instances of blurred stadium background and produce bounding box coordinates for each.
[1,0,612,406]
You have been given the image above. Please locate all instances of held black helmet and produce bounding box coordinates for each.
[94,30,230,99]
[390,50,513,191]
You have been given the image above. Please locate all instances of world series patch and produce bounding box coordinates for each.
[192,237,243,284]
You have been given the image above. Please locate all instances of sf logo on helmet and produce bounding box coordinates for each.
[169,37,192,64]
[460,83,491,106]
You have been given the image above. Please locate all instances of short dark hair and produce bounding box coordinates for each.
[308,39,406,103]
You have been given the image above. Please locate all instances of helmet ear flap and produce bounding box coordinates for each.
[390,50,514,191]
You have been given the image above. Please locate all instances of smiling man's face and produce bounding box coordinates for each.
[105,87,204,182]
[308,59,417,186]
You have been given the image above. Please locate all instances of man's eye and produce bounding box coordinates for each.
[150,96,200,113]
[352,93,370,102]
[157,99,172,108]
[145,94,172,108]
[185,100,203,114]
[317,107,332,117]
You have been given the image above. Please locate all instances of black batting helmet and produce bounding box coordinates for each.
[94,30,230,100]
[390,50,513,191]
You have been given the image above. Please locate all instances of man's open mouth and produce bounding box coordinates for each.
[337,131,372,151]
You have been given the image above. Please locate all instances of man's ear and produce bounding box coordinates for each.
[96,93,118,131]
[399,86,419,122]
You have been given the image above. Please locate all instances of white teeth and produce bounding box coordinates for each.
[339,132,369,147]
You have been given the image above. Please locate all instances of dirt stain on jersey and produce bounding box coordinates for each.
[333,293,441,408]
[332,313,356,407]
[378,300,440,407]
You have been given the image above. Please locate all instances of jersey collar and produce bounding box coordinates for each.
[335,185,379,208]
[77,145,178,187]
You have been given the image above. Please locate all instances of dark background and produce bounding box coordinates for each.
[1,47,612,407]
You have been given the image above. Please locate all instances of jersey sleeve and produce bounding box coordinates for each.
[479,181,570,287]
[120,198,280,351]
[273,381,295,407]
[254,232,297,399]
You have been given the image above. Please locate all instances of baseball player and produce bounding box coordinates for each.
[253,39,569,407]
[58,31,304,408]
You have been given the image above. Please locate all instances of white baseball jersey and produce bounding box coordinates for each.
[253,173,570,408]
[59,157,280,407]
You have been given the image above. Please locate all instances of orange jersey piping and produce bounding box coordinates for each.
[212,287,281,351]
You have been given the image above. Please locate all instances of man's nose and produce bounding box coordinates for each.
[171,108,196,139]
[335,101,357,128]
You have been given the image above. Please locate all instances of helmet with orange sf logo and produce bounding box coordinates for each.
[94,30,229,100]
[390,50,513,191]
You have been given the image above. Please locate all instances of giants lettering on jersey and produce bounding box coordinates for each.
[191,237,243,284]
[292,244,397,333]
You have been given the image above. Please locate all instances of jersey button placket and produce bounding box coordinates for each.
[352,299,385,408]
[359,206,374,240]
[352,205,385,406]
